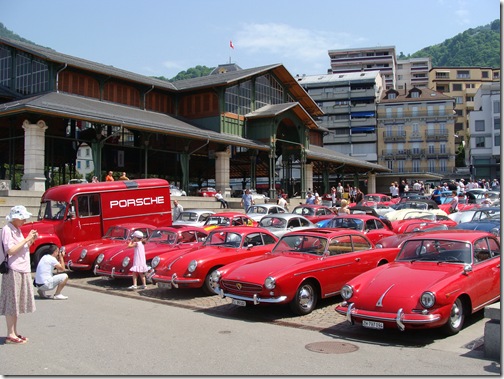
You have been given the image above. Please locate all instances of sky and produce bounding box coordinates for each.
[1,0,500,79]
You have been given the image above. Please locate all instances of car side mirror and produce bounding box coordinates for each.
[463,264,472,275]
[247,244,253,249]
[67,211,75,220]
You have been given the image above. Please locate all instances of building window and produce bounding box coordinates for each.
[15,52,48,96]
[412,160,420,172]
[439,159,447,172]
[452,83,462,91]
[387,93,396,99]
[475,137,485,148]
[454,96,463,104]
[466,96,474,102]
[0,45,12,87]
[86,148,90,156]
[494,117,500,130]
[435,72,449,79]
[396,108,403,118]
[397,160,404,173]
[77,161,81,169]
[386,108,392,118]
[412,106,418,117]
[482,71,489,78]
[412,123,419,135]
[428,159,436,172]
[86,161,90,169]
[456,70,470,79]
[493,100,500,114]
[439,143,446,153]
[438,105,445,115]
[427,105,434,116]
[494,135,501,146]
[475,120,485,132]
[411,91,419,98]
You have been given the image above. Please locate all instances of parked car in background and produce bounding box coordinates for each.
[258,214,316,237]
[94,226,208,279]
[335,230,500,335]
[323,214,396,245]
[455,213,501,237]
[170,184,186,196]
[68,178,88,184]
[246,204,286,221]
[359,193,395,207]
[173,209,215,227]
[292,204,336,224]
[202,212,258,231]
[64,223,156,272]
[214,229,399,315]
[152,227,278,295]
[375,223,450,248]
[197,187,217,197]
[448,207,500,224]
[250,189,270,204]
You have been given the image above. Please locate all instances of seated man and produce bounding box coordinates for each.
[34,245,69,300]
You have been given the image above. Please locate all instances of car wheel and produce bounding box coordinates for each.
[202,267,220,296]
[441,297,465,335]
[289,281,318,315]
[33,245,53,269]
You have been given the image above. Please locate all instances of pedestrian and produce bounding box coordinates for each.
[33,245,69,300]
[91,176,99,183]
[127,231,148,290]
[355,188,363,204]
[119,172,129,181]
[336,182,344,200]
[278,194,289,211]
[330,187,337,207]
[305,191,315,204]
[0,205,38,345]
[240,189,254,211]
[172,200,183,221]
[339,199,350,214]
[215,190,228,209]
[105,171,114,182]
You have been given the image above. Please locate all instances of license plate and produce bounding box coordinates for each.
[232,299,246,307]
[362,320,384,330]
[157,282,172,289]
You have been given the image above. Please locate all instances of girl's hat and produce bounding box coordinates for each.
[131,231,144,239]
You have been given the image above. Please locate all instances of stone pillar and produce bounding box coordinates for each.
[367,172,376,194]
[21,120,47,191]
[215,149,231,197]
[304,162,313,198]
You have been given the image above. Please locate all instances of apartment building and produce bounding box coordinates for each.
[468,82,501,180]
[327,46,396,89]
[396,57,431,90]
[429,66,500,150]
[377,86,456,178]
[297,71,384,163]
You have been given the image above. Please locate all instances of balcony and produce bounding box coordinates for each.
[425,148,452,158]
[425,130,449,142]
[383,131,406,142]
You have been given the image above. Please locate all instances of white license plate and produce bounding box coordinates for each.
[232,299,246,307]
[362,320,384,330]
[157,282,172,289]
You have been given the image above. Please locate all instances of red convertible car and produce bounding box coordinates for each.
[335,230,500,335]
[292,204,336,224]
[213,229,400,315]
[93,226,208,279]
[64,223,155,272]
[152,227,278,295]
[323,214,395,245]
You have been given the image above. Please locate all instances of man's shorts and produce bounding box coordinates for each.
[39,273,68,291]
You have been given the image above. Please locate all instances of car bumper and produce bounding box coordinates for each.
[94,266,132,278]
[67,260,92,271]
[153,273,200,289]
[335,302,442,331]
[218,288,288,305]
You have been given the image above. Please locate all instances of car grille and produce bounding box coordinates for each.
[220,279,262,294]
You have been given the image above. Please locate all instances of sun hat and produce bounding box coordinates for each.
[131,230,144,239]
[6,205,32,222]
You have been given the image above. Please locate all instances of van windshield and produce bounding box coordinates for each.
[38,200,68,221]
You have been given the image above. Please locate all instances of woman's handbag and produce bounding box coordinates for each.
[0,254,8,274]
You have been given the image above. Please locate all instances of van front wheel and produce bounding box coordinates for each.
[33,245,53,269]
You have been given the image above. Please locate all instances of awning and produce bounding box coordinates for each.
[351,127,375,133]
[351,111,375,117]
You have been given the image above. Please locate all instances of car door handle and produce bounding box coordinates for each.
[355,258,360,262]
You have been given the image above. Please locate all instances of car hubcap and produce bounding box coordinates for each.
[450,300,462,328]
[298,285,314,309]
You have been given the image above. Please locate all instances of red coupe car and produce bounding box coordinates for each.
[213,229,400,315]
[359,193,395,207]
[323,214,396,245]
[64,223,155,272]
[291,204,336,224]
[202,212,258,232]
[93,226,208,279]
[335,230,500,335]
[152,227,278,295]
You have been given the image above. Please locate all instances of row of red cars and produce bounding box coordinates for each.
[63,203,500,336]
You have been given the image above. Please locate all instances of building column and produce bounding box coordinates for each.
[303,162,313,198]
[215,149,231,197]
[367,172,376,194]
[21,120,47,191]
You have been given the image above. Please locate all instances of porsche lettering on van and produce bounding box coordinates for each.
[109,196,165,208]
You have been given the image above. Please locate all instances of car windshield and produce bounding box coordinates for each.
[177,212,199,222]
[147,230,178,244]
[293,207,315,216]
[327,218,363,230]
[273,235,327,256]
[38,200,68,221]
[397,239,472,263]
[205,216,231,226]
[259,217,287,229]
[403,223,448,233]
[103,226,129,240]
[403,212,436,221]
[364,195,381,202]
[248,206,266,214]
[395,202,428,210]
[205,231,242,248]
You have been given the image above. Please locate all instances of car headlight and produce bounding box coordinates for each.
[80,249,87,259]
[341,284,354,300]
[96,254,104,264]
[264,276,276,290]
[122,256,130,268]
[375,243,383,248]
[188,260,197,273]
[151,256,160,269]
[420,291,435,308]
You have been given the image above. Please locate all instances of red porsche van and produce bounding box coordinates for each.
[20,178,172,265]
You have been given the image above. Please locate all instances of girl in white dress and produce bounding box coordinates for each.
[127,230,148,290]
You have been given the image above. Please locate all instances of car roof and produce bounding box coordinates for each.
[260,213,311,220]
[207,226,276,236]
[293,204,332,209]
[181,209,215,213]
[153,226,207,233]
[403,229,497,241]
[283,228,371,239]
[210,212,250,217]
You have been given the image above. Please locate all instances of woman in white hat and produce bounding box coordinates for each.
[0,205,38,344]
[127,230,148,290]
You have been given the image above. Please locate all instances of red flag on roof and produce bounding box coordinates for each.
[230,40,234,49]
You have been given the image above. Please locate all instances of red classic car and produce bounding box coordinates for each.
[375,222,450,248]
[335,230,500,335]
[202,212,258,232]
[292,204,336,224]
[323,214,395,245]
[213,229,400,315]
[359,193,395,207]
[197,187,217,197]
[152,227,278,295]
[64,223,156,272]
[93,226,208,279]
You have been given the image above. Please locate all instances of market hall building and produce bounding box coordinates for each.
[0,36,389,198]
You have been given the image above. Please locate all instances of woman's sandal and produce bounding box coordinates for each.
[17,335,28,341]
[6,336,27,344]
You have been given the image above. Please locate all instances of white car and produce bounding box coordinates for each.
[249,189,270,204]
[448,207,500,224]
[385,208,448,222]
[172,209,215,227]
[170,185,186,196]
[246,204,286,222]
[258,213,315,237]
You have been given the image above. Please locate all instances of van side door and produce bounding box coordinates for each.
[63,193,102,245]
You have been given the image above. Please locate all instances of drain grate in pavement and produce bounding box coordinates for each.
[305,341,359,354]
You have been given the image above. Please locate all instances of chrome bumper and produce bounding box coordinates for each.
[218,288,287,305]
